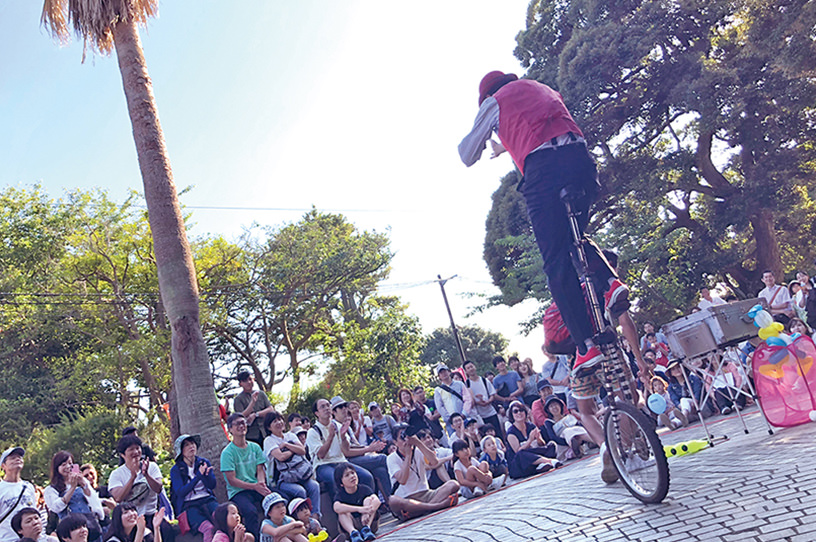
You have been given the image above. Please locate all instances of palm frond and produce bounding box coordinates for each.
[40,0,158,55]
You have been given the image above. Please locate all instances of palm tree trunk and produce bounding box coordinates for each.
[111,19,227,490]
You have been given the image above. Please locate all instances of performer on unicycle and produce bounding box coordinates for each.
[459,71,647,485]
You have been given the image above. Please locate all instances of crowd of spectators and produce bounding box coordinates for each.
[5,271,813,542]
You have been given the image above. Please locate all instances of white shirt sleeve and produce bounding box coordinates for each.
[43,485,68,514]
[458,97,500,166]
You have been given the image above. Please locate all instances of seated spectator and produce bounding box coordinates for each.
[169,435,217,542]
[703,355,745,415]
[649,377,688,430]
[531,379,555,428]
[476,424,505,453]
[11,508,58,542]
[541,397,593,461]
[366,403,397,445]
[79,465,115,519]
[447,414,476,458]
[108,436,172,542]
[451,441,503,499]
[102,504,163,542]
[220,414,270,541]
[416,430,453,490]
[411,387,446,445]
[697,287,726,310]
[395,389,414,424]
[332,464,379,542]
[330,398,390,507]
[211,503,253,542]
[261,414,319,521]
[285,415,301,439]
[259,493,307,542]
[286,498,325,538]
[56,515,91,542]
[642,334,670,368]
[788,317,814,340]
[463,419,482,457]
[305,399,377,500]
[43,452,104,542]
[505,402,559,479]
[478,436,508,480]
[1,447,38,542]
[386,426,459,522]
[517,359,540,407]
[347,402,372,446]
[639,322,668,353]
[666,361,707,419]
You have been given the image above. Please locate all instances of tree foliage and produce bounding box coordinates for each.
[420,324,509,375]
[486,0,816,326]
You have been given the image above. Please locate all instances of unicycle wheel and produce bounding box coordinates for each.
[604,401,670,503]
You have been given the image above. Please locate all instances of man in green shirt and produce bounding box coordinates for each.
[220,413,270,541]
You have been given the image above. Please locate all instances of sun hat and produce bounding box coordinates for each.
[330,396,348,410]
[262,493,286,516]
[173,434,201,461]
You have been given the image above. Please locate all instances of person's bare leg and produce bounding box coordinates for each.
[337,512,355,535]
[577,397,604,446]
[428,481,459,504]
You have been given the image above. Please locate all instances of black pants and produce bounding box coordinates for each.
[519,144,616,348]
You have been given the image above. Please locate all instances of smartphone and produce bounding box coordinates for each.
[71,464,80,474]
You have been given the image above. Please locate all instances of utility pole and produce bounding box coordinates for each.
[437,274,467,366]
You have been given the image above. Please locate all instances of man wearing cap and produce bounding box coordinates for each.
[530,379,556,428]
[305,398,378,498]
[0,447,36,542]
[220,413,270,541]
[233,371,276,447]
[169,435,217,542]
[459,71,630,377]
[330,397,390,505]
[432,364,467,436]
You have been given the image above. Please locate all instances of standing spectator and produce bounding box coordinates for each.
[262,413,320,520]
[0,447,37,542]
[433,364,468,435]
[517,359,540,407]
[462,361,502,439]
[220,413,270,541]
[169,435,217,542]
[305,399,377,499]
[758,270,794,325]
[639,323,669,353]
[412,387,446,445]
[366,403,397,444]
[505,403,559,479]
[11,507,58,542]
[789,281,808,322]
[539,353,570,403]
[43,452,103,542]
[642,334,670,369]
[107,435,172,542]
[386,427,459,522]
[233,371,276,447]
[697,287,726,310]
[490,357,522,406]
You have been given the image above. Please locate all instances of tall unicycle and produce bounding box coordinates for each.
[561,187,670,504]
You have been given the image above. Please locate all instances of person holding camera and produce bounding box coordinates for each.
[386,425,459,522]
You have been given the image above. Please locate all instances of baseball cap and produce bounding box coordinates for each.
[435,363,450,374]
[0,447,24,466]
[367,401,379,411]
[537,379,553,391]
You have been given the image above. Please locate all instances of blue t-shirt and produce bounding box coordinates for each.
[260,517,293,542]
[492,371,521,398]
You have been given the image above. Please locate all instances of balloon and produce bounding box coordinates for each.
[754,310,774,328]
[810,411,816,423]
[791,333,802,341]
[778,333,793,345]
[747,304,763,318]
[766,336,788,347]
[758,327,777,340]
[647,393,667,414]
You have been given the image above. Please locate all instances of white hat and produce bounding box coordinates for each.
[0,447,24,466]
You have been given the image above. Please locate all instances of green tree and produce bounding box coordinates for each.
[486,0,816,324]
[420,325,508,375]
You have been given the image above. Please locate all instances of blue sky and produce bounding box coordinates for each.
[0,0,549,370]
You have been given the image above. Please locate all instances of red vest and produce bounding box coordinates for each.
[494,80,583,175]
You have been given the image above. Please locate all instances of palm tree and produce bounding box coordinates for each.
[41,0,226,469]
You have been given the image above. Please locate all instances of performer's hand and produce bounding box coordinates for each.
[489,139,506,159]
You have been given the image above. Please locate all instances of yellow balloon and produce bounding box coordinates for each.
[758,326,779,340]
[772,322,784,332]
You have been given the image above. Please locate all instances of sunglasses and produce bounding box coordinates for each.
[512,409,525,414]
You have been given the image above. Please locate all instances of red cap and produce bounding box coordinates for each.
[478,71,518,105]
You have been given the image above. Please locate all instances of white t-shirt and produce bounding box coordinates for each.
[698,296,726,310]
[759,285,791,313]
[386,450,428,498]
[465,377,497,419]
[108,462,162,516]
[305,420,346,466]
[0,480,37,542]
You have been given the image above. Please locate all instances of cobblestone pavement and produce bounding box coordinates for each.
[377,407,816,542]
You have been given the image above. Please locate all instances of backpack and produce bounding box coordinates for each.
[542,303,576,355]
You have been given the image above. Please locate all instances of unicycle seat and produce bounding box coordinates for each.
[559,186,586,203]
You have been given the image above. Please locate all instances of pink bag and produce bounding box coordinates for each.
[752,335,816,427]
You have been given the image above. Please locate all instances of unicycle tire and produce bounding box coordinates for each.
[603,401,670,503]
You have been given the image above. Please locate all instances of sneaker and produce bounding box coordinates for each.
[472,487,485,497]
[604,278,630,318]
[536,461,554,473]
[360,526,377,541]
[350,530,364,542]
[487,474,506,491]
[573,346,604,376]
[721,407,732,415]
[600,444,619,484]
[624,454,656,472]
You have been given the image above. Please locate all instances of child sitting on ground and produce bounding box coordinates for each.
[287,498,325,539]
[477,424,506,452]
[332,463,379,542]
[260,493,308,542]
[478,435,508,481]
[452,440,505,499]
[212,503,255,542]
[650,376,689,430]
